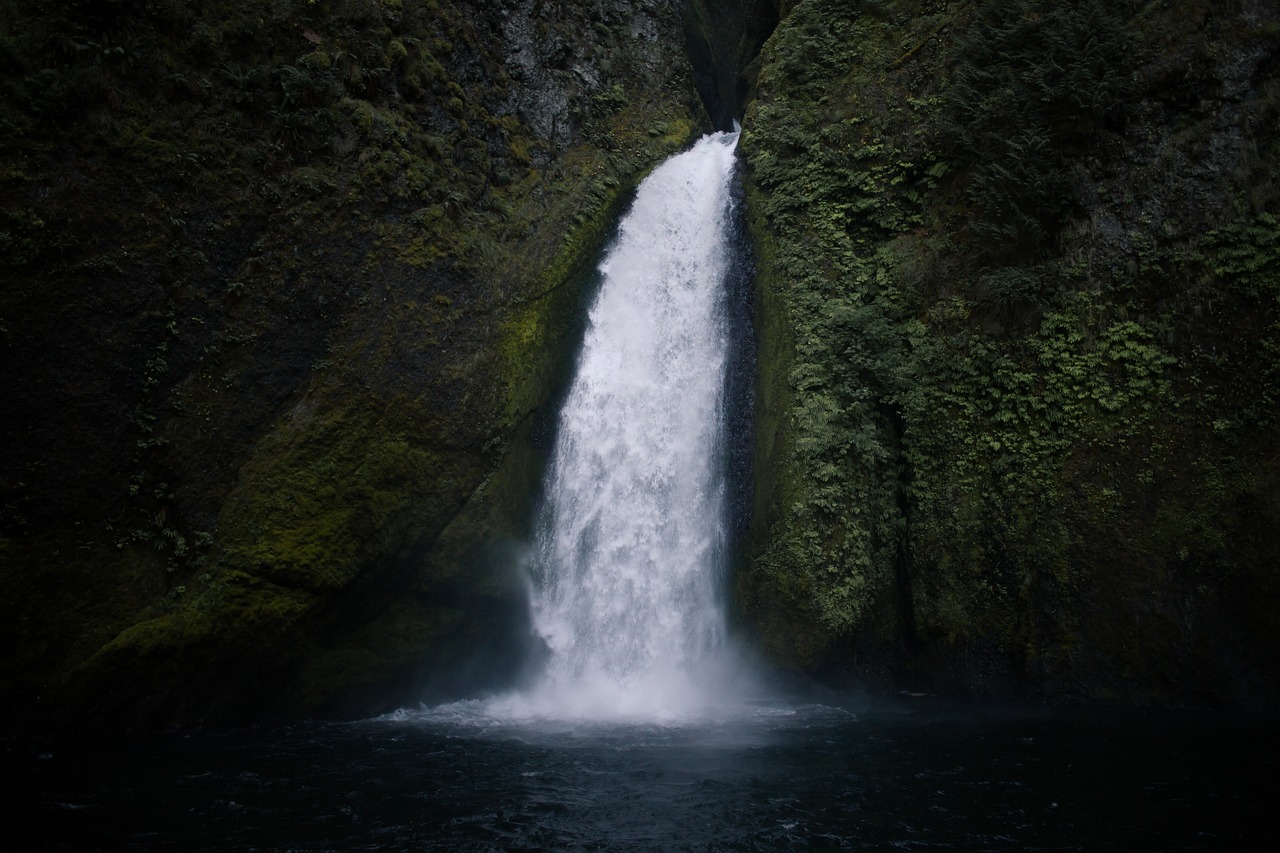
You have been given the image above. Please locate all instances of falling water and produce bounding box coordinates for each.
[507,130,745,720]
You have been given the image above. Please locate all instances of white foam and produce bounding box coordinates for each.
[511,131,745,721]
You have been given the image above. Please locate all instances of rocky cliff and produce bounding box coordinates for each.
[3,0,1277,731]
[739,0,1280,706]
[1,0,707,729]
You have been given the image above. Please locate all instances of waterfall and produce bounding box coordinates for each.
[512,131,745,720]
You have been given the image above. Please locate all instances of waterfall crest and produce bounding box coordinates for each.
[508,131,745,720]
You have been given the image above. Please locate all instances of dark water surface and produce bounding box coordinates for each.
[12,699,1274,851]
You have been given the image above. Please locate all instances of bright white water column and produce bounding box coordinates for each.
[521,131,742,719]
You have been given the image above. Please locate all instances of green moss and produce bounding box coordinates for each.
[743,0,1280,700]
[0,0,710,729]
[739,0,935,664]
[89,569,313,660]
[215,388,468,592]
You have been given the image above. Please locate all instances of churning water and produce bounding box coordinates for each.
[496,130,748,721]
[17,702,1274,850]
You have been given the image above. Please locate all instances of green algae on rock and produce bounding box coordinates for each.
[738,0,1280,705]
[3,0,1278,729]
[0,0,705,729]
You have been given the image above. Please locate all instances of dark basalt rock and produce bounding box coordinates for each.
[0,0,707,732]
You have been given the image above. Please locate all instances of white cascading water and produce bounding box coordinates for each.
[506,130,744,720]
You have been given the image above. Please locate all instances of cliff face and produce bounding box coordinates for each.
[4,0,1277,731]
[739,0,1280,705]
[0,0,706,729]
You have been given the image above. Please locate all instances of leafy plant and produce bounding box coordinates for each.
[1204,213,1280,298]
[939,0,1135,257]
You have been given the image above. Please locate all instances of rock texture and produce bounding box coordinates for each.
[739,0,1280,707]
[0,0,705,730]
[3,0,1277,732]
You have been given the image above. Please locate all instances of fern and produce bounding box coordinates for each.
[1205,213,1280,298]
[940,0,1135,259]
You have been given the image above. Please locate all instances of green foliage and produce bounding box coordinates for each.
[939,0,1135,257]
[742,0,932,646]
[0,0,705,725]
[979,265,1056,311]
[1204,213,1280,299]
[220,411,450,593]
[0,207,46,266]
[903,291,1179,616]
[743,0,1280,692]
[591,83,628,115]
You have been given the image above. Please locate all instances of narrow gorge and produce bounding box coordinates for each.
[2,0,1278,737]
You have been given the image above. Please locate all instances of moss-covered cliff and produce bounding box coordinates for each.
[739,0,1280,705]
[0,0,706,729]
[5,0,1277,730]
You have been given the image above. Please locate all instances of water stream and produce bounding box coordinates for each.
[497,130,748,720]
